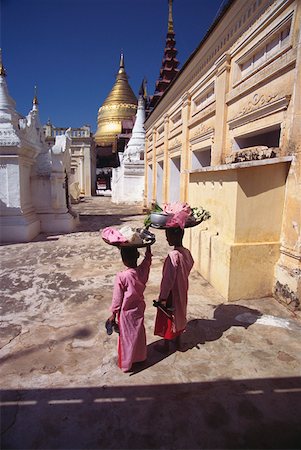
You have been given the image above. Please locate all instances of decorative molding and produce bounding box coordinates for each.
[181,91,191,108]
[228,92,291,129]
[215,53,231,75]
[156,148,164,157]
[229,47,296,103]
[169,136,181,149]
[100,103,137,111]
[280,246,301,261]
[189,126,214,145]
[168,144,182,155]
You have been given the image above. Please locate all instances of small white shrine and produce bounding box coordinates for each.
[0,55,77,243]
[111,94,145,204]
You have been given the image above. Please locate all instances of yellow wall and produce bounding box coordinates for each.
[187,161,290,300]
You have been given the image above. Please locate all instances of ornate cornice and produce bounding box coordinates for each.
[181,91,191,107]
[228,92,291,129]
[189,124,214,143]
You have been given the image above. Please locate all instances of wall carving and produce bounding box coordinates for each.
[169,137,181,149]
[228,92,291,129]
[191,124,214,139]
[235,92,278,119]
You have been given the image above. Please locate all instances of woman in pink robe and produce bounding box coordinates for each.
[154,228,194,352]
[107,246,152,372]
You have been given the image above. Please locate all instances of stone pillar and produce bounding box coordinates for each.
[180,91,191,201]
[79,154,84,194]
[163,114,169,203]
[83,146,91,196]
[144,137,149,208]
[212,53,231,165]
[274,6,301,310]
[151,128,157,204]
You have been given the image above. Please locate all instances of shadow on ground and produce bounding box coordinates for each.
[75,213,144,232]
[15,212,145,243]
[1,376,300,449]
[131,304,262,374]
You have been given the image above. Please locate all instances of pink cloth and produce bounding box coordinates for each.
[101,227,127,244]
[110,250,152,371]
[157,246,194,333]
[163,202,192,229]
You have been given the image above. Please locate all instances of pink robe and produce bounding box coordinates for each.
[155,247,194,338]
[110,251,152,372]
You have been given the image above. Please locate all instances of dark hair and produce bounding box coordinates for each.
[166,227,184,239]
[120,247,139,261]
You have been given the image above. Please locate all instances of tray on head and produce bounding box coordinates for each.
[102,237,156,248]
[150,218,205,230]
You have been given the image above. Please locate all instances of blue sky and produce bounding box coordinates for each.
[1,0,224,131]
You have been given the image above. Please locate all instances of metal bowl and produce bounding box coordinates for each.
[150,212,173,227]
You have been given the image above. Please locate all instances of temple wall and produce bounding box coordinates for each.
[0,153,40,242]
[145,0,300,307]
[44,125,95,197]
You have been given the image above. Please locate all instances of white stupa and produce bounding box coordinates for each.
[111,93,146,204]
[123,94,145,162]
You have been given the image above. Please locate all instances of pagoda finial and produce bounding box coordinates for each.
[168,0,174,33]
[33,84,39,105]
[0,49,6,77]
[118,51,125,74]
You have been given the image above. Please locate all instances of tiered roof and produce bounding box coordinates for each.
[149,0,179,110]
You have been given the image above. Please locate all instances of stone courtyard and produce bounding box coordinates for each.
[0,197,300,449]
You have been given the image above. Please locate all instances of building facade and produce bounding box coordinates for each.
[44,122,96,197]
[144,0,301,309]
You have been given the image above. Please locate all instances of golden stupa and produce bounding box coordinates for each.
[94,53,137,146]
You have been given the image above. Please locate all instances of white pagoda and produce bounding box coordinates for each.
[111,93,146,204]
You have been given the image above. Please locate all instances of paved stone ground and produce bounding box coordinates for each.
[0,197,300,449]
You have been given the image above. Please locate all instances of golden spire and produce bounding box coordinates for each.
[168,0,174,33]
[33,85,39,105]
[94,53,137,146]
[0,49,6,77]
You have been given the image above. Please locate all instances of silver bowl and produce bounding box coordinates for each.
[150,212,173,227]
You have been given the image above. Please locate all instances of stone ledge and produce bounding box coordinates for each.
[187,155,293,174]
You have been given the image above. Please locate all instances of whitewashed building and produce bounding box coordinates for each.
[0,57,77,243]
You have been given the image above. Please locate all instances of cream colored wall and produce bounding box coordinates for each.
[187,161,290,300]
[235,163,289,243]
